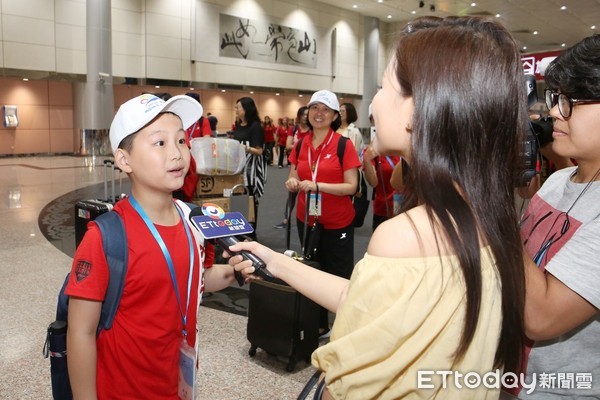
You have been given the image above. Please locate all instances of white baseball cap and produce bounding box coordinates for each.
[109,94,202,153]
[307,90,340,112]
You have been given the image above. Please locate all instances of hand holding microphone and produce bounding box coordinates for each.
[188,204,275,282]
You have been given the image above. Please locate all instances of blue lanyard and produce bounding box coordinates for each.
[385,156,396,169]
[129,196,195,337]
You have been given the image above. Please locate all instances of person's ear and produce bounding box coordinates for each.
[114,149,132,173]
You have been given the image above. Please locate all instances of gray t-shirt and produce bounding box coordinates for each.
[519,167,600,399]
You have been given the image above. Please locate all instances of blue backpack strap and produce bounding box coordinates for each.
[94,211,127,332]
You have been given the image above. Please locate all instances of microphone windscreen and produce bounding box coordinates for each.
[189,205,204,221]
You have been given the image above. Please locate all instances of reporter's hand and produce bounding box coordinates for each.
[226,241,280,279]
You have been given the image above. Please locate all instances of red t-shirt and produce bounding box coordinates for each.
[293,126,311,143]
[65,200,208,399]
[276,125,292,146]
[264,125,275,142]
[288,130,361,229]
[185,117,212,146]
[372,155,401,217]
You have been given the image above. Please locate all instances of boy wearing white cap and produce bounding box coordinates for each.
[65,94,246,399]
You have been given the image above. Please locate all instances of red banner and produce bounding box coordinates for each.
[521,50,562,80]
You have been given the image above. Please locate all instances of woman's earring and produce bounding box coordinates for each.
[406,124,413,133]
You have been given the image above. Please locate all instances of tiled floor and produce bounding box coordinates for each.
[0,155,377,399]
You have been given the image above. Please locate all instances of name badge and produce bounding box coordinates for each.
[178,338,197,400]
[308,192,322,217]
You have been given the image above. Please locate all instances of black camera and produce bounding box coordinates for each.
[530,115,553,148]
[517,75,540,186]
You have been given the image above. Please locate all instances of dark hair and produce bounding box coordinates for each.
[296,106,308,121]
[545,34,600,98]
[236,97,261,126]
[340,102,358,124]
[186,92,201,104]
[397,16,526,373]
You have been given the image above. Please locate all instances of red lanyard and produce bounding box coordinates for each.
[307,130,334,181]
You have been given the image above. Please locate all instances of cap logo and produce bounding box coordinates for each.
[139,94,164,115]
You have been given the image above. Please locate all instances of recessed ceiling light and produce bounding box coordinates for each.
[560,6,567,10]
[387,15,392,19]
[533,31,538,35]
[471,3,476,7]
[276,93,280,96]
[378,0,384,3]
[592,25,597,30]
[522,46,527,50]
[495,14,501,18]
[411,10,416,14]
[353,4,357,8]
[23,78,29,81]
[561,43,566,47]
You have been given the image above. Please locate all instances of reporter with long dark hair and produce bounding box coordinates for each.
[230,16,526,398]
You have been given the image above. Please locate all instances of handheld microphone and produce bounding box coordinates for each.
[188,203,275,282]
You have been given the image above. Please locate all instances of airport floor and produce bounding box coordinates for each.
[0,155,373,399]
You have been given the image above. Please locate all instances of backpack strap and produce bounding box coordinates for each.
[337,135,347,167]
[295,137,304,161]
[95,211,127,332]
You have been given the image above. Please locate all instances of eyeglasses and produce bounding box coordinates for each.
[544,89,600,118]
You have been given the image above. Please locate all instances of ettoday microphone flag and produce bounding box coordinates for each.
[190,203,255,239]
[188,203,274,281]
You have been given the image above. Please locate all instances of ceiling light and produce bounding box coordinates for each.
[495,14,501,18]
[155,85,160,88]
[23,78,29,81]
[533,31,538,35]
[250,91,254,94]
[471,2,476,6]
[561,43,566,47]
[353,4,357,8]
[411,10,416,14]
[387,15,392,19]
[378,0,384,3]
[592,25,597,30]
[276,93,280,96]
[221,89,226,92]
[560,6,567,10]
[522,46,527,50]
[189,87,195,91]
[299,94,303,97]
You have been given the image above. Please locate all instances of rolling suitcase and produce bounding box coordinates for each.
[74,160,120,248]
[246,192,320,372]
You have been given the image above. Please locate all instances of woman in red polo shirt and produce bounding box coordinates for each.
[286,89,360,337]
